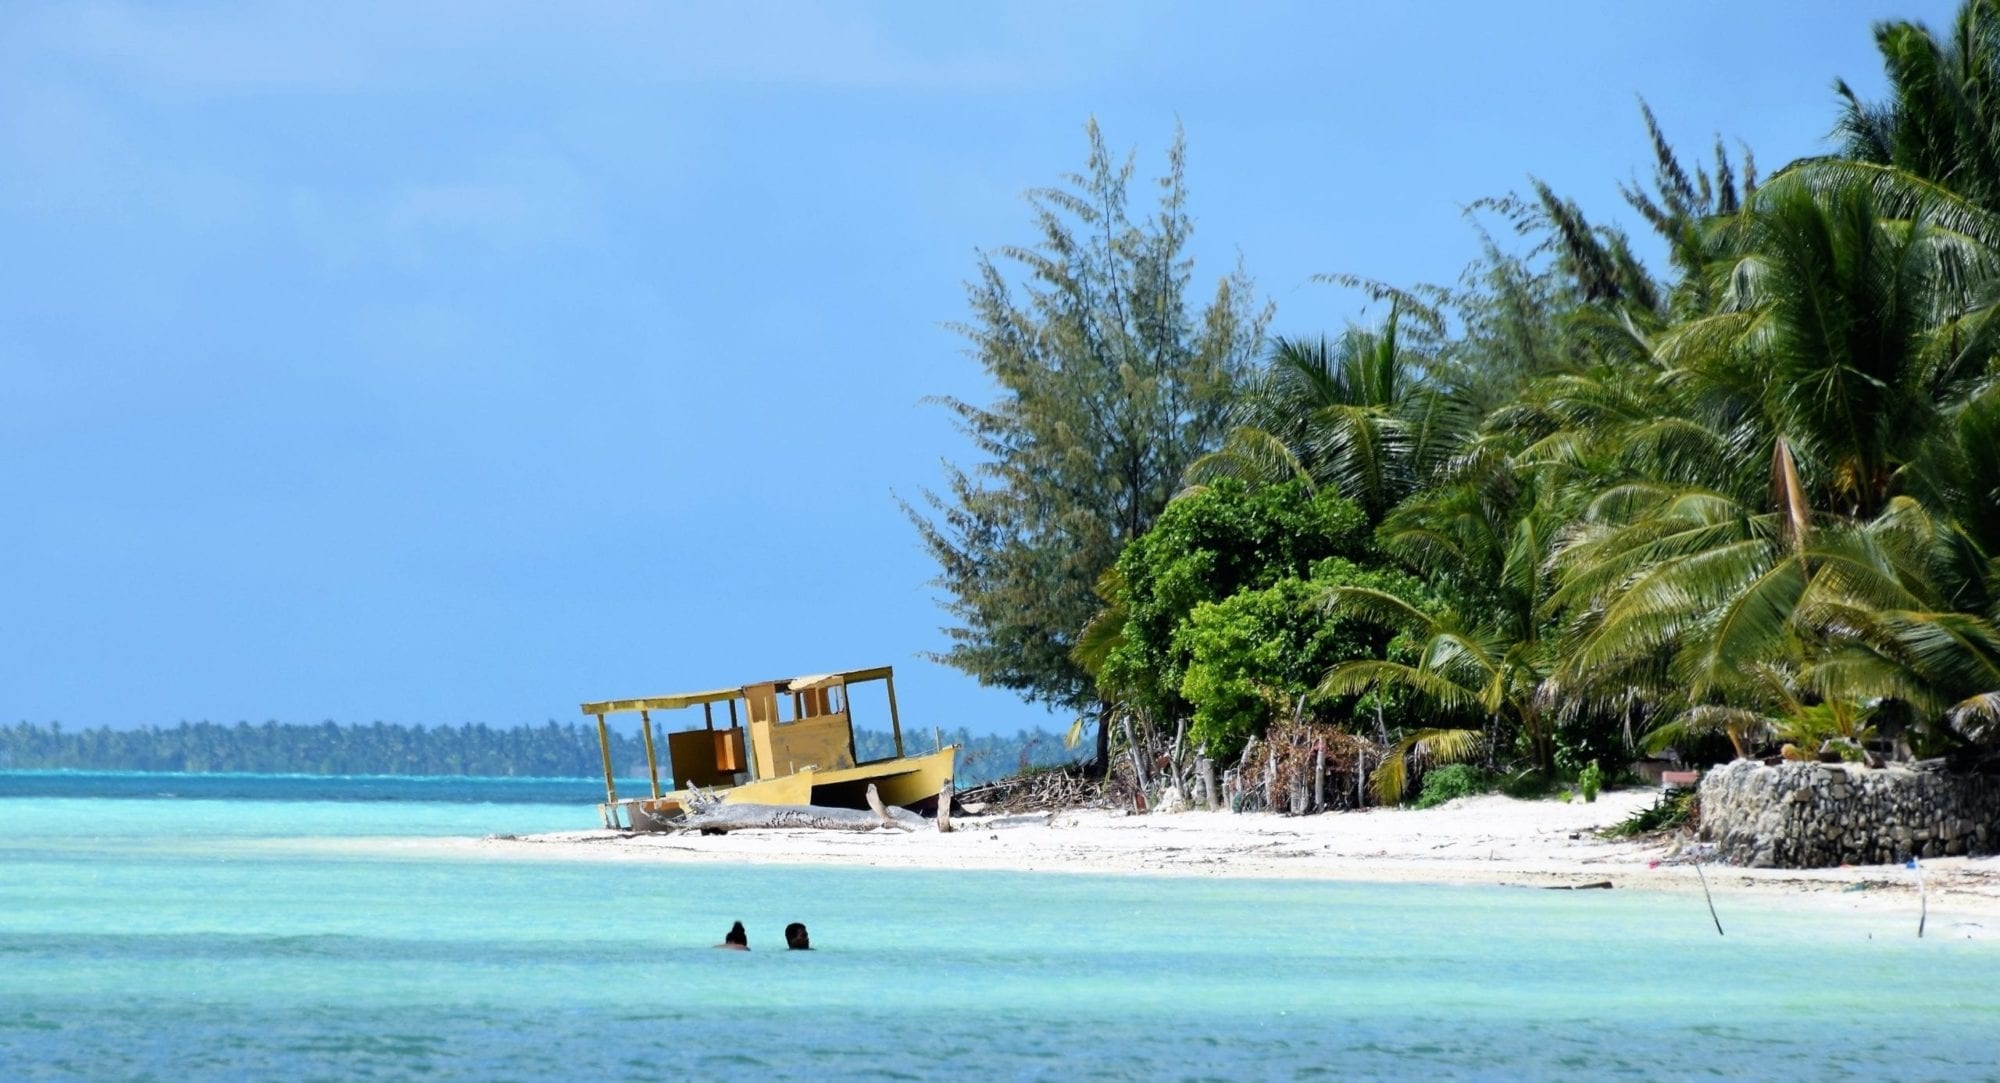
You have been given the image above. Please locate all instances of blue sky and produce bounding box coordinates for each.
[1,1,1957,736]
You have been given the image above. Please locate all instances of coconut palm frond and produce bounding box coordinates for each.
[1183,427,1313,493]
[1644,705,1773,758]
[1947,691,2000,741]
[1315,585,1437,635]
[1369,727,1485,805]
[1317,660,1475,711]
[1766,159,2000,249]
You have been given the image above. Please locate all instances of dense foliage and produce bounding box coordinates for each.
[926,0,2000,805]
[1324,1,2000,798]
[1177,559,1430,757]
[906,120,1268,771]
[1413,764,1491,810]
[0,721,1081,787]
[1096,479,1369,728]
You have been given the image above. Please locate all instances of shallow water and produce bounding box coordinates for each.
[3,773,1995,1080]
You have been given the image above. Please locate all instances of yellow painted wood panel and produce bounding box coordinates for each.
[763,713,856,776]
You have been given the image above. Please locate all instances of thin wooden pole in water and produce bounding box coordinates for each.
[1914,857,1928,938]
[1694,860,1724,936]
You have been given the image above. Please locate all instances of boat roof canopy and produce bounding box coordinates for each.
[580,665,896,716]
[580,687,740,716]
[784,665,893,691]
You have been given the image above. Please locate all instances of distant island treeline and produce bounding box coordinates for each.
[0,720,1084,787]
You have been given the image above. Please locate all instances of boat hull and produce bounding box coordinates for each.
[601,745,958,831]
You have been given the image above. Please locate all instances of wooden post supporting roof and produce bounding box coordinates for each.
[640,709,661,799]
[594,713,617,807]
[886,670,904,758]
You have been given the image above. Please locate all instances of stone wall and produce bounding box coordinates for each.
[1697,759,2000,868]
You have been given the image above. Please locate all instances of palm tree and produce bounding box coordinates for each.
[1542,165,2000,760]
[1836,0,2000,214]
[1187,309,1468,520]
[1317,583,1554,804]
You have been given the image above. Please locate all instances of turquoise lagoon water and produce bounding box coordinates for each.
[2,773,1996,1080]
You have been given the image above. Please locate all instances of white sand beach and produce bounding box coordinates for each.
[297,789,2000,935]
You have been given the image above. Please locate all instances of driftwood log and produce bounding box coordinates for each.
[675,784,926,834]
[679,804,909,834]
[677,779,961,835]
[865,783,928,828]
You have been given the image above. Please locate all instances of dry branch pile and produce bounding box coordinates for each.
[1224,723,1380,814]
[956,763,1108,814]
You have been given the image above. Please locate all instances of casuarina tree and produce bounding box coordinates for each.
[905,120,1268,772]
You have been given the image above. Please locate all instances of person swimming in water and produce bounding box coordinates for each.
[784,922,811,950]
[715,920,749,950]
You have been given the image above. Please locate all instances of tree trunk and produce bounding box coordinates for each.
[1313,739,1326,812]
[1121,710,1151,808]
[1263,747,1277,812]
[1090,700,1113,779]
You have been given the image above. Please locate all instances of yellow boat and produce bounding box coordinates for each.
[582,665,958,831]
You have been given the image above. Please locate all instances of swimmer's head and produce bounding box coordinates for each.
[785,922,810,950]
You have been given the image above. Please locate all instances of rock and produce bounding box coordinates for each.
[1697,759,2000,870]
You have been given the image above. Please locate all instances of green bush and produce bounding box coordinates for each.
[1606,788,1697,837]
[1177,558,1434,759]
[1101,479,1369,729]
[1414,764,1491,809]
[1497,769,1556,799]
[1552,709,1633,778]
[1579,761,1603,802]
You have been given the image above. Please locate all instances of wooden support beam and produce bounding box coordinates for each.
[640,709,661,799]
[594,713,617,807]
[886,673,904,758]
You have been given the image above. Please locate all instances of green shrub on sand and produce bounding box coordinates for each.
[1414,764,1491,809]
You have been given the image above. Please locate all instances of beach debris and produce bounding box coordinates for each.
[936,778,955,833]
[956,762,1105,813]
[863,784,928,829]
[1542,881,1615,890]
[1221,724,1379,815]
[981,812,1054,829]
[1652,841,1719,866]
